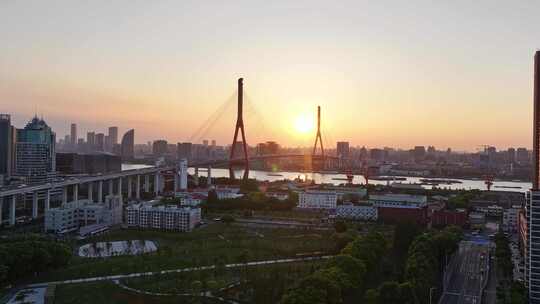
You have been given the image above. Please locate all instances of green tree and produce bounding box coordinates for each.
[334,221,348,233]
[325,255,366,290]
[377,281,401,304]
[363,289,379,304]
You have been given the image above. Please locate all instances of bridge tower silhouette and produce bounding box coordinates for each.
[312,105,325,158]
[229,78,250,180]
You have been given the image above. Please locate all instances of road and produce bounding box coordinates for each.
[439,241,490,304]
[26,255,331,288]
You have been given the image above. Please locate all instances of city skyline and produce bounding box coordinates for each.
[1,1,539,150]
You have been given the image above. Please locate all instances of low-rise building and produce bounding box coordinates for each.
[502,205,522,233]
[336,203,378,221]
[369,194,428,224]
[266,191,289,201]
[126,203,201,232]
[369,194,428,208]
[298,190,337,210]
[44,195,122,234]
[469,212,486,229]
[431,208,468,227]
[175,192,205,206]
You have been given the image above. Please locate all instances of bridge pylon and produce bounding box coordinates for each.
[312,106,325,169]
[229,78,250,180]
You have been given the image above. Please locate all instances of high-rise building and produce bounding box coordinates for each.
[87,132,95,149]
[256,141,279,156]
[0,114,14,178]
[108,127,118,145]
[336,141,350,159]
[211,140,216,147]
[177,142,192,161]
[527,50,540,303]
[95,133,105,151]
[203,140,209,146]
[121,129,135,160]
[70,123,77,146]
[177,158,188,191]
[412,146,426,162]
[508,147,516,163]
[152,140,168,157]
[15,116,56,184]
[517,148,530,164]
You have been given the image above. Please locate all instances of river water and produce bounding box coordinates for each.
[122,164,531,193]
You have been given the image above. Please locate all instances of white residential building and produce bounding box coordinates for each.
[215,187,243,199]
[126,203,201,232]
[336,203,378,221]
[298,190,337,210]
[44,195,122,234]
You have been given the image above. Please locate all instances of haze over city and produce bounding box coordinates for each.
[1,0,539,150]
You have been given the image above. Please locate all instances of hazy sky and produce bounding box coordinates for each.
[1,0,538,151]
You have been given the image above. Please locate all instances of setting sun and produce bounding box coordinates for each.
[293,113,314,134]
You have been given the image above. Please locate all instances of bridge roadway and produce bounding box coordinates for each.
[190,153,343,168]
[0,166,166,198]
[439,241,490,304]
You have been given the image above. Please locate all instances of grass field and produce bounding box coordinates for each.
[54,281,224,304]
[53,261,324,304]
[36,222,336,283]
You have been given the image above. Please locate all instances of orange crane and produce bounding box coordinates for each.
[483,174,494,191]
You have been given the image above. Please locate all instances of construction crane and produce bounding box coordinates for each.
[483,174,494,191]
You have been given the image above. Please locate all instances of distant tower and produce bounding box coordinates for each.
[229,78,249,180]
[70,123,77,146]
[178,159,188,191]
[312,106,324,158]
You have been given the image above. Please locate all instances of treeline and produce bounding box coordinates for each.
[203,191,298,212]
[280,226,463,304]
[494,232,527,304]
[0,234,71,286]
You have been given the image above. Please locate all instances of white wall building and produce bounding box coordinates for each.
[336,203,378,221]
[44,195,122,234]
[126,203,201,232]
[298,190,337,210]
[369,194,428,208]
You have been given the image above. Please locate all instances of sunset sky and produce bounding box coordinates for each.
[1,1,539,151]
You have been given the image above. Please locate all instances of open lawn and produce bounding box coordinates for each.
[36,223,336,283]
[52,261,324,304]
[54,281,224,304]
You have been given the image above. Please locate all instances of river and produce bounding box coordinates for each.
[122,164,531,193]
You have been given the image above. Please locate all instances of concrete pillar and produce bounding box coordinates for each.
[10,195,16,226]
[154,173,159,195]
[62,187,68,205]
[144,175,150,193]
[108,179,113,196]
[98,180,103,203]
[73,184,79,202]
[194,167,199,186]
[32,192,38,219]
[88,182,93,202]
[207,166,212,186]
[127,176,132,199]
[45,189,50,210]
[118,177,123,205]
[136,175,141,200]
